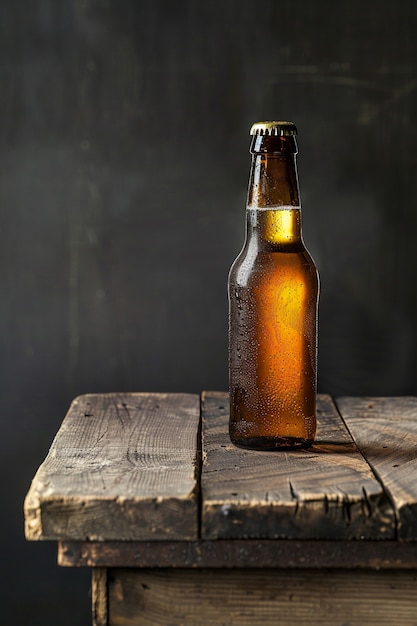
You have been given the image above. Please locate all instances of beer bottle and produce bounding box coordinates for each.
[228,121,319,450]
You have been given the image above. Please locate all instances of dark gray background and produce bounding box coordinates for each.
[1,1,416,624]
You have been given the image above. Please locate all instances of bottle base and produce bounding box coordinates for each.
[231,436,314,451]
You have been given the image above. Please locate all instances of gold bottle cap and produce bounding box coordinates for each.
[250,121,297,136]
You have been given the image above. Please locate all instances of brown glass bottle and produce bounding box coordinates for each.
[228,121,319,450]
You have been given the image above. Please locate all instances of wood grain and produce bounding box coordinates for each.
[108,568,417,626]
[336,396,417,539]
[201,392,395,539]
[24,393,200,541]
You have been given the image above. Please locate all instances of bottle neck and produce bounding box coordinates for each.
[246,141,303,248]
[246,206,302,248]
[247,153,300,208]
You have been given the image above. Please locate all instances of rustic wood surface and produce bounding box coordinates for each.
[337,396,417,540]
[201,392,395,540]
[24,393,200,541]
[107,568,417,626]
[24,392,417,547]
[59,539,417,569]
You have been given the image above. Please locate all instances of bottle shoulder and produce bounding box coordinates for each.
[228,244,318,289]
[230,240,315,264]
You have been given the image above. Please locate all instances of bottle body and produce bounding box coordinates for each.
[228,122,319,450]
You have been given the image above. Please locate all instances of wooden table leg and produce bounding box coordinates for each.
[92,568,108,626]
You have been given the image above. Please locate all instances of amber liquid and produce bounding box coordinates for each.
[228,207,319,450]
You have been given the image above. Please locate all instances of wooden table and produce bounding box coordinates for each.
[24,392,417,625]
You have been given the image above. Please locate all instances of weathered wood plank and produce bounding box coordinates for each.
[108,568,417,626]
[24,393,200,541]
[59,539,417,570]
[201,392,394,540]
[336,396,417,540]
